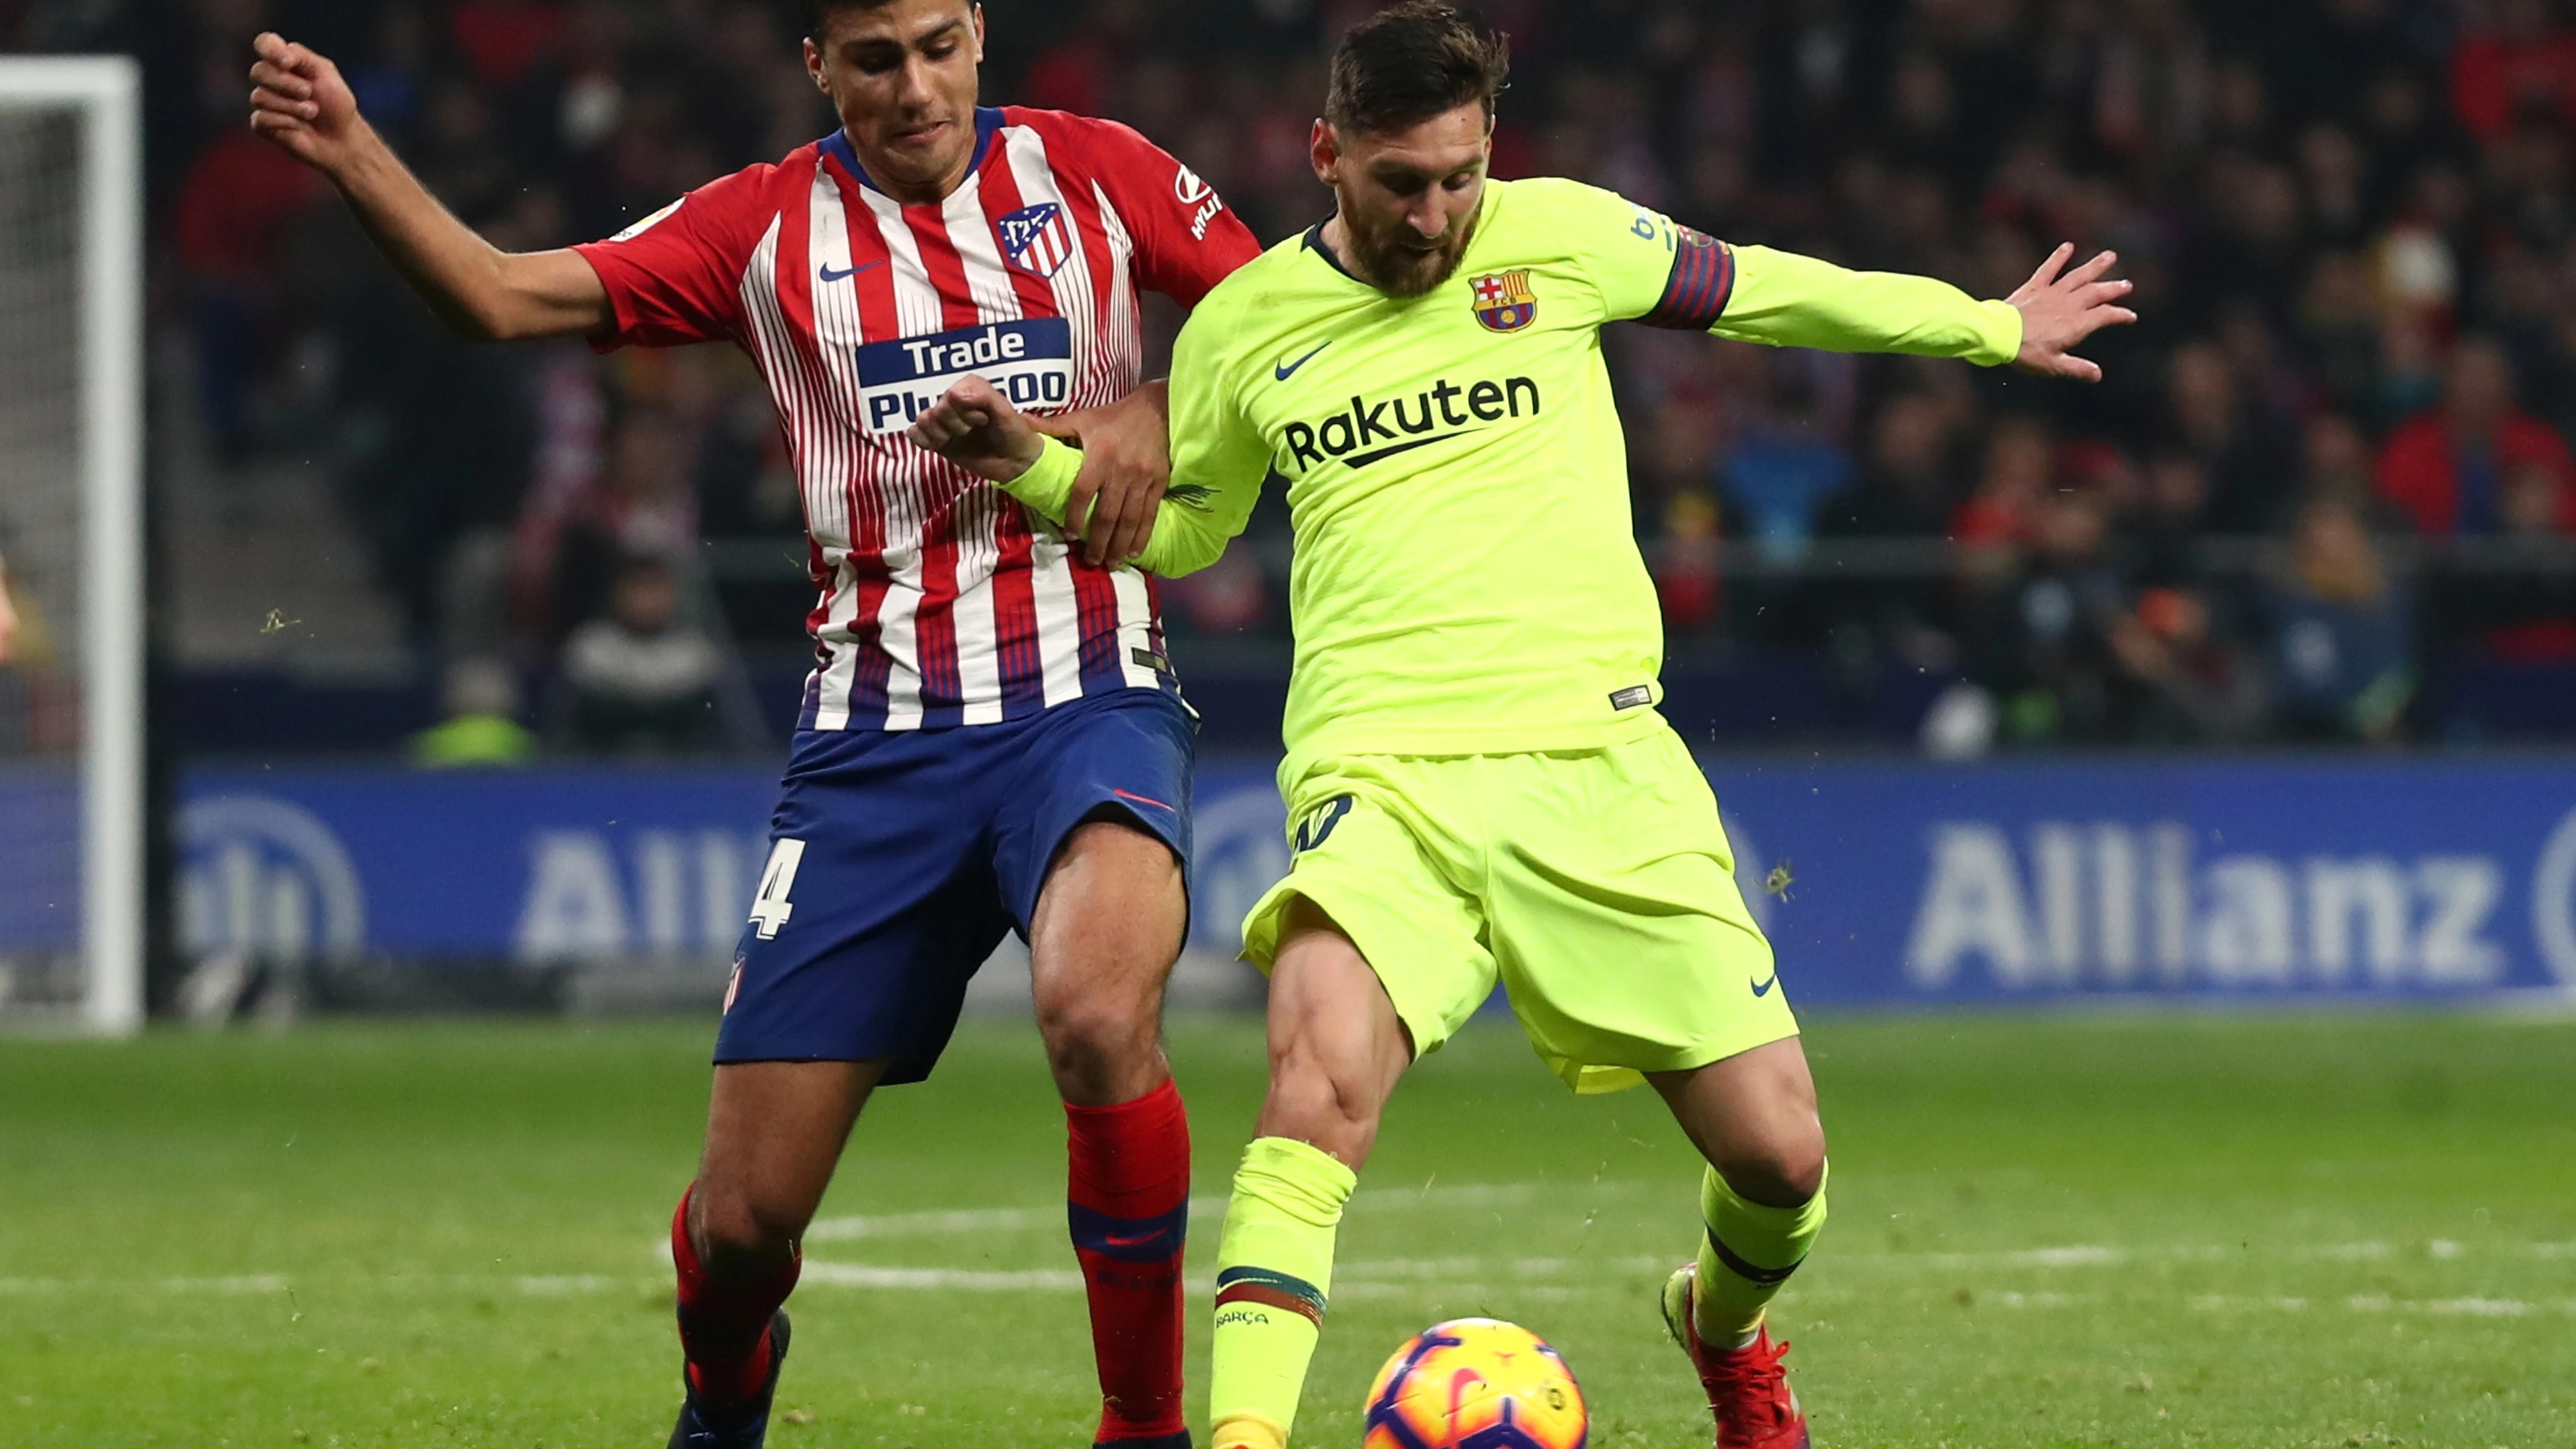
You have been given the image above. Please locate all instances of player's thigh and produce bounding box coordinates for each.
[695,1058,889,1253]
[1242,763,1496,1066]
[1486,733,1798,1094]
[1006,690,1197,1006]
[719,731,1015,1085]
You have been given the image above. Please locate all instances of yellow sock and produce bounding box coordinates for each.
[1694,1160,1828,1346]
[1209,1137,1356,1449]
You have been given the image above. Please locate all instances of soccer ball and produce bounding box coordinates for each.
[1361,1317,1588,1449]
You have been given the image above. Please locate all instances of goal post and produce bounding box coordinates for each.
[0,57,143,1035]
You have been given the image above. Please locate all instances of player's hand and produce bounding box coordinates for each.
[248,33,366,176]
[2007,244,2136,384]
[909,376,1048,485]
[1032,382,1170,566]
[0,572,18,666]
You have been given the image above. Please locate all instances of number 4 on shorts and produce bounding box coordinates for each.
[749,838,807,941]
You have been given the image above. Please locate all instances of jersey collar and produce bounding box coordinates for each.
[821,107,1005,198]
[1300,220,1361,281]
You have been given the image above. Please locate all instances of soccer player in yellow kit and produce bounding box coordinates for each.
[912,5,2135,1445]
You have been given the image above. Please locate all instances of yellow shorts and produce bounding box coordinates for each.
[1241,723,1797,1093]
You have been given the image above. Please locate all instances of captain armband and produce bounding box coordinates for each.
[1639,227,1736,331]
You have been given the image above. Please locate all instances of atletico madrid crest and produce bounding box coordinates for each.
[1470,270,1539,332]
[996,201,1075,279]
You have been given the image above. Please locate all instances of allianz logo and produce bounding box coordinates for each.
[180,796,367,966]
[1904,814,2576,990]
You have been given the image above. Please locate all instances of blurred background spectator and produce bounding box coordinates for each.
[556,550,725,757]
[21,0,2576,756]
[411,654,539,767]
[2270,496,2416,742]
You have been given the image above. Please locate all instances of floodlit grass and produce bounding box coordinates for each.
[2,1012,2570,1447]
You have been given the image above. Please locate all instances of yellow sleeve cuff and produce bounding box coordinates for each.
[1968,298,2024,369]
[996,432,1085,526]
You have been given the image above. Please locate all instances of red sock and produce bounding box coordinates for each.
[671,1183,799,1407]
[1066,1077,1193,1446]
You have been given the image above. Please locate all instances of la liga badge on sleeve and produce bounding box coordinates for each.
[1470,270,1539,332]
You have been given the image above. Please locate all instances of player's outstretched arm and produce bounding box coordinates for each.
[248,33,607,342]
[1030,381,1172,568]
[1712,243,2134,380]
[910,378,1251,578]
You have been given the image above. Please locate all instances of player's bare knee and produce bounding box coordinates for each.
[1036,960,1159,1049]
[1717,1124,1828,1207]
[691,1181,805,1272]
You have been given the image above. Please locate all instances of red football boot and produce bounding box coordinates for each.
[1659,1265,1811,1449]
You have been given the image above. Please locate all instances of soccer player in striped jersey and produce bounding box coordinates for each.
[910,6,2137,1447]
[248,5,1261,1447]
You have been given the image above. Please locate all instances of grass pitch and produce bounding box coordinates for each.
[2,1011,2570,1448]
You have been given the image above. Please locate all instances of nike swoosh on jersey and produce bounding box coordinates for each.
[1750,973,1779,997]
[1275,342,1331,381]
[818,260,883,283]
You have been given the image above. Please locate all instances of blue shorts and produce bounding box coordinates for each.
[715,688,1194,1083]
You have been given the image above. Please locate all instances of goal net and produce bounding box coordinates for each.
[0,59,140,1034]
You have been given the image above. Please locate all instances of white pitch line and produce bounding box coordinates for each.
[2191,1294,2570,1317]
[804,1182,1562,1242]
[803,1205,1063,1243]
[24,1230,2576,1302]
[157,1275,287,1294]
[514,1274,621,1295]
[2307,1241,2392,1261]
[800,1263,1084,1292]
[788,1261,1620,1299]
[1856,1239,2574,1271]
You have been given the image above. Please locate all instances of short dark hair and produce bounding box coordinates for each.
[801,0,905,41]
[1326,2,1511,136]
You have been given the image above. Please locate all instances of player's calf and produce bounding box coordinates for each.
[1649,1041,1827,1449]
[1651,1044,1828,1344]
[1209,908,1410,1449]
[672,1186,799,1415]
[674,1060,878,1417]
[1030,815,1196,1447]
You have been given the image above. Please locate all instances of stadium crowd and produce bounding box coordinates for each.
[36,0,2576,749]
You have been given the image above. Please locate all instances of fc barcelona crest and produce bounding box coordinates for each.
[997,201,1074,279]
[1470,270,1538,332]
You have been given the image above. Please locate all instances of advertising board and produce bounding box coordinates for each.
[167,758,2576,1005]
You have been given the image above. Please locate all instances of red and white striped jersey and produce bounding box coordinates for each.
[574,107,1262,733]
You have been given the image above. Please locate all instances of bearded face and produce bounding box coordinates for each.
[1314,103,1493,299]
[1337,185,1479,298]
